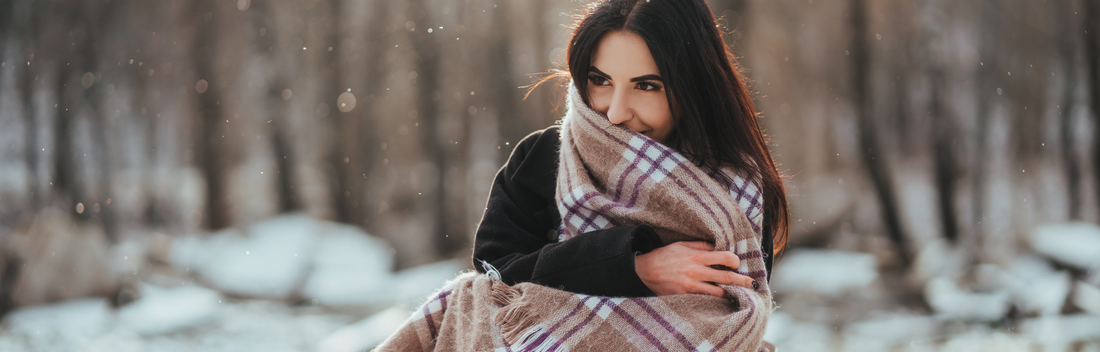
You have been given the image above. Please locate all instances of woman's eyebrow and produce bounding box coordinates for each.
[589,66,663,82]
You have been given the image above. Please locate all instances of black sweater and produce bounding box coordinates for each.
[472,126,773,297]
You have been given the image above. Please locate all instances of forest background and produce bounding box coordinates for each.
[0,0,1099,350]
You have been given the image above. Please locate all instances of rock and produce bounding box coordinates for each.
[117,283,221,335]
[3,298,113,340]
[300,223,394,306]
[317,306,409,352]
[975,256,1071,315]
[841,311,938,351]
[771,249,878,296]
[1072,281,1100,314]
[392,259,468,308]
[925,276,1010,321]
[193,214,322,299]
[6,209,117,307]
[1030,222,1100,270]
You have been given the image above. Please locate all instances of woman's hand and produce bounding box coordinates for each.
[635,241,756,297]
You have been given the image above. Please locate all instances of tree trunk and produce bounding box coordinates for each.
[850,0,910,267]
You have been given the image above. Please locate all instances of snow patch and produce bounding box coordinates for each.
[392,259,468,308]
[771,249,878,296]
[1030,223,1100,270]
[925,276,1010,321]
[300,223,394,306]
[317,306,409,352]
[117,283,221,335]
[194,214,322,299]
[3,298,114,340]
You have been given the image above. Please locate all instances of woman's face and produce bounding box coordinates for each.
[587,30,674,144]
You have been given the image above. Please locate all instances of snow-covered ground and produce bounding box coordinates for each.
[2,214,1100,351]
[0,214,469,352]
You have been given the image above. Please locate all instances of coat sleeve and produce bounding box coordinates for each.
[472,129,662,297]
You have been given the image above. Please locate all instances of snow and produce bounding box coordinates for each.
[109,240,147,277]
[316,306,409,352]
[190,214,322,299]
[841,311,938,351]
[975,256,1071,315]
[117,283,221,335]
[1021,314,1100,350]
[300,223,394,306]
[2,298,113,340]
[170,214,408,303]
[762,311,792,345]
[768,316,838,352]
[1030,222,1100,270]
[1072,281,1100,314]
[771,249,878,296]
[925,276,1010,321]
[939,329,1032,352]
[392,259,468,308]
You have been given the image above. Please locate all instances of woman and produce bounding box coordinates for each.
[377,0,787,350]
[473,0,788,299]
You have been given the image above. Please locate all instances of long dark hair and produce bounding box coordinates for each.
[530,0,790,258]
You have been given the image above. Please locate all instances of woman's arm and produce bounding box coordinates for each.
[473,127,662,297]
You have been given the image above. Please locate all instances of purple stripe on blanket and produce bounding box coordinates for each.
[541,296,608,351]
[633,298,697,351]
[581,114,748,250]
[578,115,660,209]
[731,294,768,352]
[733,179,763,234]
[423,290,451,340]
[678,168,738,239]
[715,288,760,351]
[621,139,681,207]
[738,251,764,261]
[604,297,670,352]
[562,190,603,232]
[743,269,768,282]
[670,176,732,239]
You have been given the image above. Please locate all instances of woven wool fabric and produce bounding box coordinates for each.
[374,82,773,352]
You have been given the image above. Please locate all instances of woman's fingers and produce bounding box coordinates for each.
[690,282,727,298]
[699,268,755,288]
[701,250,740,270]
[639,241,759,297]
[677,241,714,251]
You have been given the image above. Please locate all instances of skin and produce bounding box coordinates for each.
[586,30,674,143]
[587,30,757,297]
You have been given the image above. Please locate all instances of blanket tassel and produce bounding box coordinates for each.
[491,281,539,345]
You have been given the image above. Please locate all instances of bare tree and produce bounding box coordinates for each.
[849,0,910,267]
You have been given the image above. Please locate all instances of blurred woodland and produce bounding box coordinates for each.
[1,0,1100,349]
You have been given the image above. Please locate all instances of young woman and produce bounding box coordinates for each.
[472,0,789,299]
[377,1,788,348]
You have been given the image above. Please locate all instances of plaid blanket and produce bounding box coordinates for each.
[374,82,773,352]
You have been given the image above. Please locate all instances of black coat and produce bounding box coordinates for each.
[472,126,773,297]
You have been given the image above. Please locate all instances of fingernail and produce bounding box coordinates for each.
[752,280,759,290]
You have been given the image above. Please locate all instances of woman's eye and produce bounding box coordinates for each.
[589,75,609,86]
[637,82,661,91]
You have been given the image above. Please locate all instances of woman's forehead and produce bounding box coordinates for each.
[591,31,660,78]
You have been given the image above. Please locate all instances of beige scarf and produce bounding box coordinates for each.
[375,82,773,352]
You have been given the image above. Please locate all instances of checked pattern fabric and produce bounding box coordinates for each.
[375,82,773,352]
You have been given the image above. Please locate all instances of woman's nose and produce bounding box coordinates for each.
[606,91,632,125]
